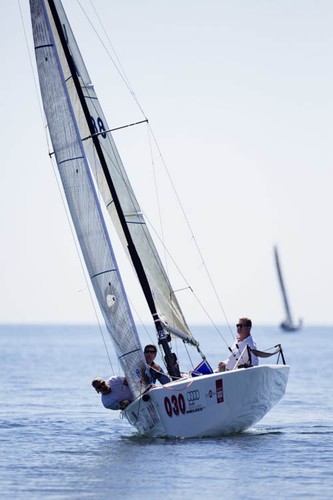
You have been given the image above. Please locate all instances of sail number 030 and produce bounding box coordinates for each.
[164,394,186,417]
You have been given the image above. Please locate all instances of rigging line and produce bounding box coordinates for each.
[147,124,170,278]
[147,123,235,341]
[76,0,147,120]
[141,210,231,348]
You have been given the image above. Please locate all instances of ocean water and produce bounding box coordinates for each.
[1,324,332,499]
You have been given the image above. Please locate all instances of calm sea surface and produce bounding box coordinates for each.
[1,324,332,499]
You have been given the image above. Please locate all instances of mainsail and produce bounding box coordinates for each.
[30,0,148,397]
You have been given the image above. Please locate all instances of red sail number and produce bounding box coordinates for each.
[164,394,186,417]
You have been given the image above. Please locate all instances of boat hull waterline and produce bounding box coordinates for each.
[124,365,290,438]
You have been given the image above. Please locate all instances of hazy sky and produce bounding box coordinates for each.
[1,0,333,326]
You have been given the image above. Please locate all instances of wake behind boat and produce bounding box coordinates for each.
[29,0,289,438]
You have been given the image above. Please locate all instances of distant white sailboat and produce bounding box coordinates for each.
[274,245,302,332]
[29,0,289,438]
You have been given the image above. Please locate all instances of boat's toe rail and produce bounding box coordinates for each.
[248,343,286,365]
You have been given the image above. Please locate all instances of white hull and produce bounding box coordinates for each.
[123,365,290,438]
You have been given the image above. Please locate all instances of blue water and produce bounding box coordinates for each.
[1,324,332,499]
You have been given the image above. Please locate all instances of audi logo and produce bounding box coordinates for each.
[186,390,200,402]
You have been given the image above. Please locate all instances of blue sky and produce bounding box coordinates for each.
[1,0,333,326]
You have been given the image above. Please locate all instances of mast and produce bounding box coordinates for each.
[46,0,180,378]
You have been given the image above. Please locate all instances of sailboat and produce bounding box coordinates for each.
[274,245,302,332]
[29,0,289,438]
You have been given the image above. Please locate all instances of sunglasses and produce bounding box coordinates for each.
[236,324,249,328]
[144,350,156,354]
[95,381,106,390]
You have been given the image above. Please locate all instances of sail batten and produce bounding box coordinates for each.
[35,43,53,49]
[58,156,84,165]
[91,269,117,279]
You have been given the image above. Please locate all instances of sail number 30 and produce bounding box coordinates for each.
[164,394,186,417]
